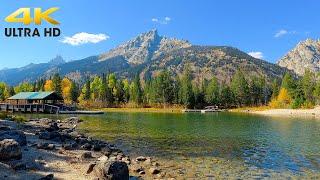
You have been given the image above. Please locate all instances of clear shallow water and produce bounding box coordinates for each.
[26,112,320,178]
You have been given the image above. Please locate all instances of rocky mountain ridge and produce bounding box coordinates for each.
[277,38,320,75]
[99,29,191,64]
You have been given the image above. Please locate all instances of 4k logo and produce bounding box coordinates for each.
[5,8,60,25]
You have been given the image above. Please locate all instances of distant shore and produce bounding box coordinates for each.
[91,106,320,119]
[96,107,183,113]
[232,106,320,118]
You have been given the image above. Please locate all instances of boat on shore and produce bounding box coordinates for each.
[182,106,226,113]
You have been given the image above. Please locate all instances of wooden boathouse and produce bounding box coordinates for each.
[0,91,68,114]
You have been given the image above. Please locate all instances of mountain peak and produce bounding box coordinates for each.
[49,55,65,65]
[277,38,320,75]
[99,29,191,64]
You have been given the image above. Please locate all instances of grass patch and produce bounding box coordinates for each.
[11,115,27,123]
[0,112,27,123]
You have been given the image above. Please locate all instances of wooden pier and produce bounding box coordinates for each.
[0,103,61,114]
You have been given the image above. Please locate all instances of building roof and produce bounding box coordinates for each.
[8,92,63,100]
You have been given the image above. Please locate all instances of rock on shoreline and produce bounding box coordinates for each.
[0,117,164,180]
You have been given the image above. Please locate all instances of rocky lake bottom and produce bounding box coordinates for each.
[1,112,319,179]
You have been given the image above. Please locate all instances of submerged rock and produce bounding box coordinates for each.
[0,139,22,160]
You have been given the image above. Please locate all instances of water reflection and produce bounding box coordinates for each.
[23,112,320,174]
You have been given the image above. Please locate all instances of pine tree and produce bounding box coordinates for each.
[281,72,296,98]
[271,79,280,99]
[70,81,79,103]
[205,77,219,105]
[84,79,91,101]
[122,79,130,103]
[180,66,195,108]
[52,73,62,95]
[301,69,316,104]
[231,70,249,106]
[129,75,142,105]
[220,83,234,108]
[115,80,125,103]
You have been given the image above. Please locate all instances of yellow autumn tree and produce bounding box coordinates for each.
[61,78,72,104]
[269,88,292,108]
[44,80,54,91]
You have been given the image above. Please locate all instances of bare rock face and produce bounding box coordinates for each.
[99,29,191,65]
[0,139,22,160]
[277,39,320,75]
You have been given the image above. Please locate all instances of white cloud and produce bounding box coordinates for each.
[61,32,109,46]
[151,18,159,22]
[152,17,171,25]
[248,51,264,59]
[274,29,288,38]
[274,29,298,38]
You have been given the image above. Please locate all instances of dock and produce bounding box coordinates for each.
[0,103,61,114]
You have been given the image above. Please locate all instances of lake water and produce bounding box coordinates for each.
[29,112,320,178]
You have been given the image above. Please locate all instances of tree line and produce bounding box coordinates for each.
[0,68,320,109]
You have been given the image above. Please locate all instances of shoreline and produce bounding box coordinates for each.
[94,107,320,119]
[0,117,166,179]
[96,107,183,114]
[231,107,320,119]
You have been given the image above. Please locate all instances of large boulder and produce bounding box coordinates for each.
[0,130,27,146]
[94,160,129,180]
[0,139,22,160]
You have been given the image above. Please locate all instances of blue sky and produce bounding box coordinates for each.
[0,0,319,69]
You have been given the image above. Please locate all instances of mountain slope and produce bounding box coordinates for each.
[0,29,290,85]
[0,56,65,85]
[135,46,288,83]
[277,39,320,75]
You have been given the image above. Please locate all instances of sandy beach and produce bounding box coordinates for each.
[239,106,320,118]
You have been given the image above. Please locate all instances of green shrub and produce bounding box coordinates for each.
[11,116,27,123]
[0,112,8,119]
[290,97,305,109]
